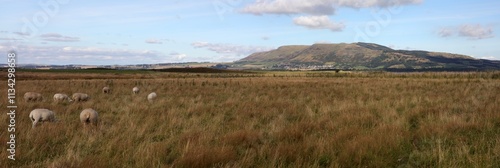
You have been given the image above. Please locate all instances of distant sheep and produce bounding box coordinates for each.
[147,92,157,103]
[72,93,90,102]
[24,92,43,102]
[80,108,98,126]
[53,93,72,102]
[102,87,111,94]
[29,109,55,128]
[132,86,140,94]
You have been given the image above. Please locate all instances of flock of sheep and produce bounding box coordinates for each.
[24,86,157,128]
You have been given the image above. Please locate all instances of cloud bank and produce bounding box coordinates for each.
[40,33,80,42]
[191,41,275,61]
[241,0,422,31]
[169,52,187,60]
[145,39,163,44]
[438,24,494,40]
[458,24,494,40]
[241,0,336,15]
[191,41,274,56]
[293,15,344,31]
[0,43,167,65]
[241,0,422,15]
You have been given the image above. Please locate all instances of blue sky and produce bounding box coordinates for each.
[0,0,499,65]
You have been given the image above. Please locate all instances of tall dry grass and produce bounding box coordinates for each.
[0,71,499,167]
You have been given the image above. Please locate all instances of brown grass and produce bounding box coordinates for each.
[1,71,499,167]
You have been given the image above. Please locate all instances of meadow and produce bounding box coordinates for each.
[1,70,500,167]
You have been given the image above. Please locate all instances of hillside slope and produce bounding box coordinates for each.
[236,42,500,70]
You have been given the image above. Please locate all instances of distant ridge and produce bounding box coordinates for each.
[151,67,248,73]
[236,42,500,70]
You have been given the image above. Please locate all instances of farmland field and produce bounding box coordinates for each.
[1,70,500,167]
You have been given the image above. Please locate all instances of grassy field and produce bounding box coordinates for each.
[1,71,500,167]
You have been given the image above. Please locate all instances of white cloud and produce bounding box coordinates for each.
[437,24,494,40]
[145,39,163,44]
[40,33,80,42]
[240,0,422,15]
[293,15,345,31]
[240,0,335,15]
[191,41,274,56]
[336,0,423,8]
[438,28,454,37]
[315,40,332,44]
[458,24,494,40]
[191,41,209,48]
[169,52,187,60]
[480,56,496,60]
[0,37,21,41]
[13,32,30,36]
[241,0,421,32]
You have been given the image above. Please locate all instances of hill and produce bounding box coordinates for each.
[236,42,500,71]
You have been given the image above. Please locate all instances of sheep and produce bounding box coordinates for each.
[72,93,90,102]
[29,109,55,128]
[53,93,72,102]
[132,86,140,94]
[24,92,43,102]
[102,86,111,94]
[80,108,98,126]
[147,92,157,103]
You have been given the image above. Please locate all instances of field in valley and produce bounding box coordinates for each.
[1,70,500,167]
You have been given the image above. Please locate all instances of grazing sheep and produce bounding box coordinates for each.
[24,92,43,102]
[147,92,157,103]
[132,86,140,94]
[80,108,98,126]
[53,93,72,102]
[102,86,111,94]
[29,109,55,128]
[72,93,90,102]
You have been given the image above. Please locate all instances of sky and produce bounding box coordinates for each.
[0,0,499,65]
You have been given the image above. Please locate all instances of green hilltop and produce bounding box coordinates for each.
[235,42,500,71]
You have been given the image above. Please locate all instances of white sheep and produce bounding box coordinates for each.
[147,92,157,103]
[53,93,72,102]
[24,92,43,102]
[132,86,140,94]
[29,109,55,128]
[72,93,90,102]
[80,108,98,126]
[102,86,111,94]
